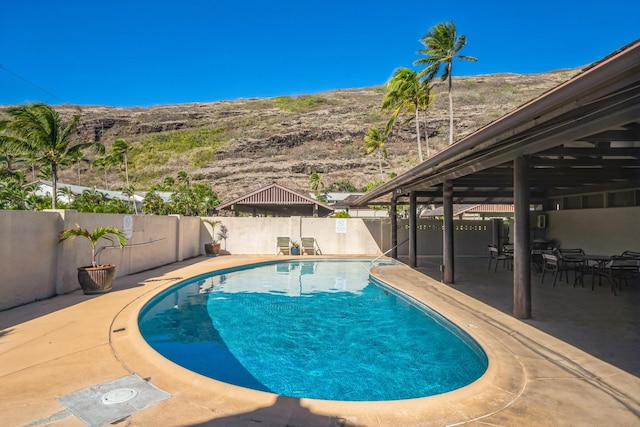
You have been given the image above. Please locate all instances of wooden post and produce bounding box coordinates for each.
[391,196,398,259]
[443,180,455,284]
[409,191,417,268]
[514,156,531,319]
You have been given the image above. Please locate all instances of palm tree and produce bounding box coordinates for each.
[308,173,324,196]
[169,189,195,216]
[415,21,477,145]
[382,68,432,162]
[175,170,191,191]
[191,183,219,216]
[159,176,175,191]
[58,224,127,268]
[0,119,29,180]
[67,149,95,185]
[142,190,166,215]
[121,184,138,214]
[0,181,25,209]
[363,127,388,180]
[3,103,103,209]
[92,156,113,189]
[110,138,132,187]
[75,188,107,210]
[57,185,75,205]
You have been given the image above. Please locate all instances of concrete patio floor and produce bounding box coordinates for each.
[1,255,639,426]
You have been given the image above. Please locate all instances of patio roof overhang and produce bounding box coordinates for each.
[353,40,640,207]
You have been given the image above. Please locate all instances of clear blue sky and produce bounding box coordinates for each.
[1,0,638,107]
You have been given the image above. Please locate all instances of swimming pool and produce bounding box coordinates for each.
[138,259,487,401]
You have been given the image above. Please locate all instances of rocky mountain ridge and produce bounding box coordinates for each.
[46,68,580,201]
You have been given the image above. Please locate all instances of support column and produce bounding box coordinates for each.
[491,218,502,247]
[514,156,531,319]
[391,196,398,259]
[443,181,454,284]
[409,191,417,268]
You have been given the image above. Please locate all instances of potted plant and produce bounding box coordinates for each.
[216,224,229,253]
[291,240,300,256]
[58,224,128,294]
[202,219,221,256]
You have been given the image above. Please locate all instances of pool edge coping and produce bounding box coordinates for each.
[110,257,530,425]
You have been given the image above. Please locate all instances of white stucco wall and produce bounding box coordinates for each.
[54,211,194,294]
[544,206,640,255]
[0,210,202,310]
[200,216,384,256]
[5,206,634,312]
[0,211,59,309]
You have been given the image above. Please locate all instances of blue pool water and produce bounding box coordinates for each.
[138,260,487,401]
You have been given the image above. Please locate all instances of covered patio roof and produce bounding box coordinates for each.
[354,39,640,208]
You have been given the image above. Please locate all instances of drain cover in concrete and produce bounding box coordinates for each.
[57,374,170,427]
[101,388,138,404]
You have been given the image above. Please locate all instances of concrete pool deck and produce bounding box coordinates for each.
[1,255,639,426]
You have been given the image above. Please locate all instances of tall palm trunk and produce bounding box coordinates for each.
[448,75,454,145]
[124,153,130,187]
[415,109,423,162]
[51,162,58,210]
[423,111,430,158]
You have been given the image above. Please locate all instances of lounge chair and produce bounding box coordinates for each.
[301,237,321,255]
[277,237,291,255]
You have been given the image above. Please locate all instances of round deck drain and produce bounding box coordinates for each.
[101,388,138,405]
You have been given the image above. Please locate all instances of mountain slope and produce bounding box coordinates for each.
[48,68,579,201]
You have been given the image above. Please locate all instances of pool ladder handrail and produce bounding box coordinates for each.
[371,238,409,267]
[95,237,167,264]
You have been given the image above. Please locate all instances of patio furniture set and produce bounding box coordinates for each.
[488,244,640,296]
[540,249,640,295]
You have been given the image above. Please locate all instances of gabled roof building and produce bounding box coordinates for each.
[216,183,334,217]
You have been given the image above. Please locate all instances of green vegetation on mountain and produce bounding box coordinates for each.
[1,69,580,207]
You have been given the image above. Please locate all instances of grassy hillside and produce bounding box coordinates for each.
[26,68,580,201]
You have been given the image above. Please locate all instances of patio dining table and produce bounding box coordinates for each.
[562,254,611,287]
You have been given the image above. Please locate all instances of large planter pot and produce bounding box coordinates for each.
[291,247,300,255]
[77,265,117,294]
[204,243,221,256]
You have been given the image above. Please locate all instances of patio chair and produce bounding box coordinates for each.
[531,248,544,275]
[621,250,640,281]
[592,256,640,295]
[277,237,291,255]
[558,248,586,285]
[487,245,512,272]
[621,250,640,259]
[540,251,572,287]
[301,237,321,255]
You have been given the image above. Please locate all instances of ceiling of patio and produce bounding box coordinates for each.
[354,40,640,206]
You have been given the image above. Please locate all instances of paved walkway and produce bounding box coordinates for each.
[1,255,639,426]
[412,255,640,377]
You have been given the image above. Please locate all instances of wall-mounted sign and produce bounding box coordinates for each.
[123,215,133,239]
[336,218,347,233]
